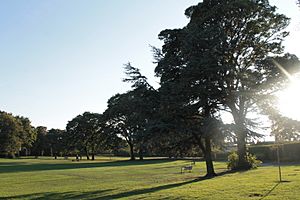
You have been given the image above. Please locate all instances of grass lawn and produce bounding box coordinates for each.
[0,157,299,200]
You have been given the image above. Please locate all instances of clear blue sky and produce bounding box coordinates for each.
[0,0,299,129]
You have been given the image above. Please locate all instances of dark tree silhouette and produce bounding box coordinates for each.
[31,126,48,157]
[154,0,298,170]
[66,112,110,160]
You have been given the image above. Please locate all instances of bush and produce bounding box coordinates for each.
[247,153,262,169]
[227,151,262,170]
[227,151,239,170]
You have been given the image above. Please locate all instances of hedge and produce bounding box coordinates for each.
[249,142,300,162]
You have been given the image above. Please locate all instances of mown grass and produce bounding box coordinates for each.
[0,157,299,199]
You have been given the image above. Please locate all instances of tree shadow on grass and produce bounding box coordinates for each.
[0,169,237,200]
[0,189,114,200]
[0,176,212,200]
[99,176,214,199]
[0,159,175,174]
[0,162,28,166]
[102,171,239,199]
[258,180,291,200]
[258,182,280,200]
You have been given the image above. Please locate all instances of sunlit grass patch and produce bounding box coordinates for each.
[0,157,299,199]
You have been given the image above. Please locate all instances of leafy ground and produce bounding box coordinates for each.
[0,157,299,200]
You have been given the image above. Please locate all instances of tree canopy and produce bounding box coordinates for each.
[154,0,299,169]
[66,112,112,160]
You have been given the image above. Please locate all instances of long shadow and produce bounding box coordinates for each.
[259,182,280,200]
[0,162,28,166]
[0,168,234,200]
[99,171,235,199]
[0,189,114,200]
[99,178,201,199]
[0,176,211,200]
[0,159,175,174]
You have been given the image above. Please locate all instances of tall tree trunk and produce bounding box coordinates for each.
[85,147,90,160]
[193,133,216,177]
[229,105,250,170]
[50,147,53,157]
[128,143,135,160]
[139,144,144,160]
[91,146,95,160]
[231,109,250,170]
[204,137,216,177]
[236,129,249,170]
[9,152,16,159]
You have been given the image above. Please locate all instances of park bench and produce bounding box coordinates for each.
[181,165,193,173]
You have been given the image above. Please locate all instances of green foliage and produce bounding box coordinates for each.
[104,65,159,160]
[0,111,38,157]
[154,0,299,170]
[0,112,22,157]
[271,115,300,141]
[47,129,66,157]
[227,151,262,170]
[31,126,48,157]
[247,153,262,169]
[227,151,239,170]
[16,116,37,150]
[66,112,113,160]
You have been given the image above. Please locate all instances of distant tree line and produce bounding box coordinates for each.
[1,0,300,177]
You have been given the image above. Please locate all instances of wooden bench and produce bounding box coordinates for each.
[181,165,193,173]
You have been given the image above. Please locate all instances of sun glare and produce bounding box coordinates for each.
[278,78,300,121]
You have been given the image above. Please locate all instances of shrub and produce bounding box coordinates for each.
[227,151,262,170]
[247,153,262,169]
[227,151,239,170]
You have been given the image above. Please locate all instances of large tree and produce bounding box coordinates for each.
[151,75,224,176]
[0,112,37,157]
[104,92,142,160]
[66,112,110,160]
[155,0,298,169]
[261,104,300,142]
[123,63,159,159]
[104,64,158,160]
[16,116,37,156]
[47,129,66,159]
[0,111,22,158]
[31,126,48,157]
